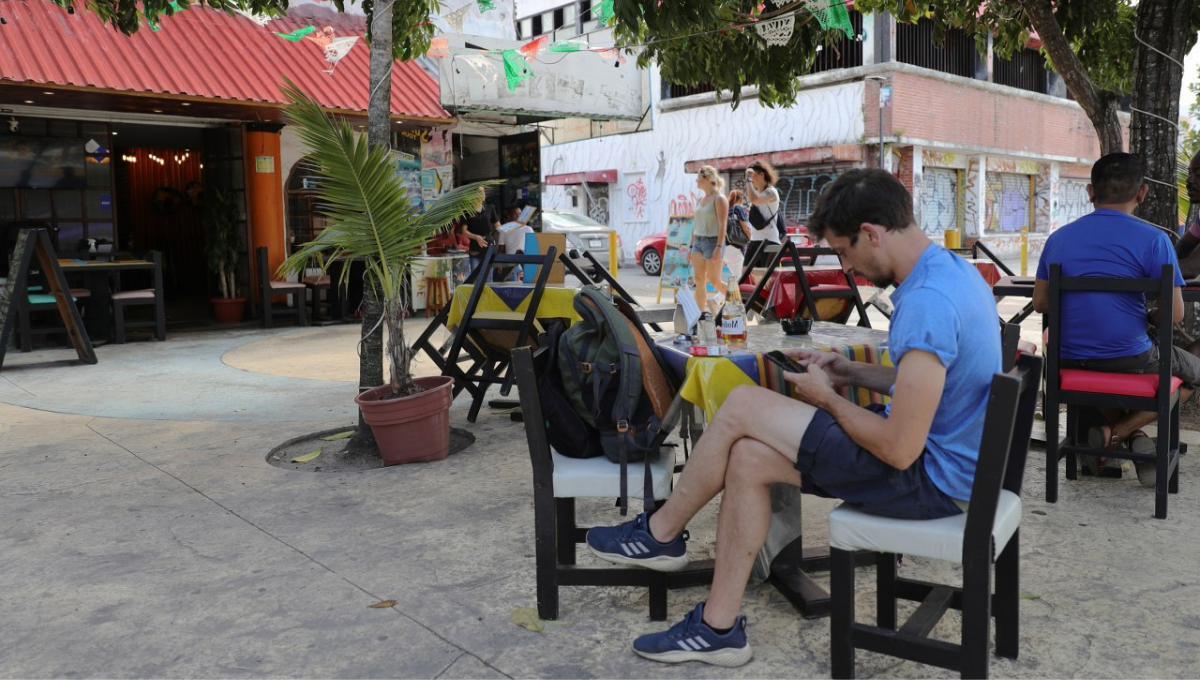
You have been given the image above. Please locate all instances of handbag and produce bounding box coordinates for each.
[726,207,750,248]
[748,202,779,231]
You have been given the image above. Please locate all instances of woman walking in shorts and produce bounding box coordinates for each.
[688,165,729,313]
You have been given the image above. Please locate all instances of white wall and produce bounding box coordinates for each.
[540,74,865,256]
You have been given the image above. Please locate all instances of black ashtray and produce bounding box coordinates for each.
[781,317,812,335]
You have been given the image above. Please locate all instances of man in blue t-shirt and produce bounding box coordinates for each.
[583,169,1001,667]
[1033,152,1200,482]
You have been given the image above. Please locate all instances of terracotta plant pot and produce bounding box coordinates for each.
[354,375,454,466]
[211,297,247,324]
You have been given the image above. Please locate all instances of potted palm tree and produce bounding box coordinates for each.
[279,80,497,465]
[203,187,246,324]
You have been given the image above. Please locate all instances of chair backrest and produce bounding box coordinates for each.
[1000,323,1020,372]
[513,345,555,489]
[792,246,872,328]
[962,352,1043,561]
[1046,263,1175,405]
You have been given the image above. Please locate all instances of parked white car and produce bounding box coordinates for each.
[538,210,626,270]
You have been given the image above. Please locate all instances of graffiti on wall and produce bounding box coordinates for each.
[775,171,838,223]
[985,172,1033,233]
[623,173,648,222]
[669,190,702,217]
[1058,179,1091,227]
[586,182,610,225]
[919,168,958,235]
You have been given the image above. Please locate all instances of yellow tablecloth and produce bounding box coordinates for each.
[446,283,581,329]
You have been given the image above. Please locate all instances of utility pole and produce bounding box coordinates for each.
[865,75,889,170]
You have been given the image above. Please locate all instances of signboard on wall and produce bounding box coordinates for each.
[438,35,644,120]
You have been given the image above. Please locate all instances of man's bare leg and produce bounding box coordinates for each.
[703,437,803,630]
[647,385,817,543]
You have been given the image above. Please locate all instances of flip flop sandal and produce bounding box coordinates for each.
[1083,426,1122,477]
[1128,431,1157,487]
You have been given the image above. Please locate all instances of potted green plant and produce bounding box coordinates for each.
[279,80,497,465]
[203,187,246,324]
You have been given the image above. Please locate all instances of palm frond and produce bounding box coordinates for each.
[277,78,495,298]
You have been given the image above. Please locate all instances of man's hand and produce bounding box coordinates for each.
[782,361,838,409]
[785,348,855,388]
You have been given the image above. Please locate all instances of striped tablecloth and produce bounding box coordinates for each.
[654,321,891,417]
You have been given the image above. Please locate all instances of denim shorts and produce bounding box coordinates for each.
[691,236,719,259]
[795,404,964,520]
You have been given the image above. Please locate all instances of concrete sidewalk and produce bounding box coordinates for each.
[3,323,1200,678]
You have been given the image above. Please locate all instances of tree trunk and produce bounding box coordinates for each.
[1130,0,1195,231]
[1017,0,1124,155]
[348,0,395,457]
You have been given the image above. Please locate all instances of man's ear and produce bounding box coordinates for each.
[1086,184,1095,203]
[1137,183,1150,203]
[860,223,885,244]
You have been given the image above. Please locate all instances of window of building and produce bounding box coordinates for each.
[896,18,976,79]
[553,7,565,29]
[919,167,959,236]
[532,14,543,36]
[993,47,1048,94]
[811,10,865,74]
[985,172,1034,233]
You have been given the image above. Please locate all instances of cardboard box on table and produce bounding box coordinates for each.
[524,232,566,284]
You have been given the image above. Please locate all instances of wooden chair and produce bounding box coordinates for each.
[1045,263,1182,519]
[739,242,872,327]
[442,245,558,422]
[513,345,707,621]
[559,250,673,331]
[112,250,166,343]
[303,273,334,322]
[425,276,450,318]
[829,353,1042,679]
[257,246,307,329]
[16,290,82,351]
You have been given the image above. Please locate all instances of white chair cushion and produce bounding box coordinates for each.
[111,289,155,301]
[270,281,307,290]
[550,446,675,500]
[828,490,1022,564]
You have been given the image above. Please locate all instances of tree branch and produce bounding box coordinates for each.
[1016,0,1123,153]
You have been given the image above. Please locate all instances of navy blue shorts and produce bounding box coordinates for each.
[795,404,963,520]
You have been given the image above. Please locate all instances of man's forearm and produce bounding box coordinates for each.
[847,361,896,393]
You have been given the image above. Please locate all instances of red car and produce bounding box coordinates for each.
[634,223,811,276]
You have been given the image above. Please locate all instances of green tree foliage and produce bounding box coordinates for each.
[610,0,865,107]
[50,0,440,60]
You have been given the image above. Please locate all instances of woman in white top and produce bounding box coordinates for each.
[687,165,729,313]
[745,159,781,268]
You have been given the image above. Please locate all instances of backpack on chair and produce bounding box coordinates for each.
[554,286,680,514]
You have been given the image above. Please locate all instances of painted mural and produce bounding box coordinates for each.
[541,80,864,256]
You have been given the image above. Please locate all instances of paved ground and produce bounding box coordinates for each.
[3,271,1200,678]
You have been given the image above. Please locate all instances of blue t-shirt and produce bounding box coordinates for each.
[885,245,1002,501]
[1036,209,1184,360]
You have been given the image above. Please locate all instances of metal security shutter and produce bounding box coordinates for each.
[1058,179,1091,228]
[920,167,959,235]
[775,166,849,227]
[985,172,1033,233]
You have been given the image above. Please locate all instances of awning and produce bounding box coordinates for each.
[545,170,618,185]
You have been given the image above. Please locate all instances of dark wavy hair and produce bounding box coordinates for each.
[806,169,915,242]
[747,159,778,186]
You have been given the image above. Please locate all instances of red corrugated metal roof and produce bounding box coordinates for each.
[0,2,450,121]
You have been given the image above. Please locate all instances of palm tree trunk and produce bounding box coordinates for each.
[347,0,395,456]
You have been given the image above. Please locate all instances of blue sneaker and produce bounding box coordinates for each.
[632,602,752,666]
[585,511,689,572]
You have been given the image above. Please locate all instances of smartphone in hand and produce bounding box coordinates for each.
[765,350,806,374]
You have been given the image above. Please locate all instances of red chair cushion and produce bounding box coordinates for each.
[1059,368,1183,398]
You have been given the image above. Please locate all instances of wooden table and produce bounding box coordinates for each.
[993,275,1036,326]
[57,258,157,341]
[654,321,891,617]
